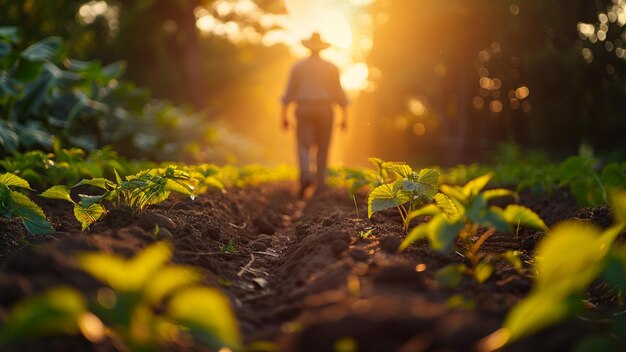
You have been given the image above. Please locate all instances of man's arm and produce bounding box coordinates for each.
[281,104,291,131]
[339,105,348,132]
[281,64,299,131]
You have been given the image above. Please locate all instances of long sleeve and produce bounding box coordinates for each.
[281,65,299,105]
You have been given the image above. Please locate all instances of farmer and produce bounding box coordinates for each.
[281,32,349,197]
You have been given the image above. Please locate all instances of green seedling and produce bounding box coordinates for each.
[399,173,547,285]
[76,242,241,351]
[220,240,238,254]
[479,190,626,352]
[41,166,195,230]
[360,229,374,239]
[0,173,54,234]
[367,159,444,233]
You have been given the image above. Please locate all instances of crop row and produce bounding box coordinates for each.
[343,158,626,351]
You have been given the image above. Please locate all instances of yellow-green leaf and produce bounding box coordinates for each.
[0,286,87,342]
[0,173,33,190]
[462,172,493,198]
[475,262,493,283]
[398,223,428,252]
[440,184,466,204]
[144,266,202,305]
[611,190,626,224]
[503,205,548,231]
[483,188,519,202]
[78,242,172,292]
[41,185,74,203]
[73,203,105,231]
[434,193,459,218]
[168,287,242,350]
[534,221,605,294]
[367,181,411,218]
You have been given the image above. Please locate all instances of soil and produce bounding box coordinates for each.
[0,183,620,351]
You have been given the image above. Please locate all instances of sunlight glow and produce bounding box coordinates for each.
[195,0,373,93]
[78,0,119,36]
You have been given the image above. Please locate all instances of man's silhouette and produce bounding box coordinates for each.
[281,32,349,197]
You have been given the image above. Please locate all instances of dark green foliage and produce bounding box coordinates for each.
[0,28,218,161]
[0,173,53,235]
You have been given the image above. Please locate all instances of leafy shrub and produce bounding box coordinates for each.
[0,27,221,161]
[0,172,53,234]
[399,173,547,285]
[367,158,445,232]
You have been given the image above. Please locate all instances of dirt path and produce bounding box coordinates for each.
[0,183,609,351]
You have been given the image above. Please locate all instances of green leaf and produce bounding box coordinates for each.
[383,162,413,179]
[600,163,626,189]
[40,185,74,203]
[73,178,116,190]
[570,177,606,207]
[535,221,607,295]
[462,173,493,198]
[483,188,519,202]
[0,286,87,343]
[559,156,593,186]
[416,168,439,193]
[427,215,464,252]
[168,287,242,350]
[474,262,493,284]
[433,193,459,218]
[0,173,33,190]
[440,184,467,204]
[603,247,626,294]
[164,179,194,196]
[435,264,466,288]
[78,194,106,209]
[405,204,443,226]
[78,242,172,292]
[144,266,202,305]
[398,223,428,252]
[0,27,21,43]
[610,190,626,225]
[73,203,105,231]
[10,191,54,235]
[504,291,580,343]
[367,181,411,218]
[402,168,439,199]
[21,37,62,62]
[502,205,548,231]
[503,250,523,271]
[0,121,19,152]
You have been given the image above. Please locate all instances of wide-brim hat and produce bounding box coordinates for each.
[301,32,331,51]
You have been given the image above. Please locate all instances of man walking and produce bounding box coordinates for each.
[281,32,349,197]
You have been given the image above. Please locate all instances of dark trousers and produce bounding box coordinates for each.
[295,103,334,188]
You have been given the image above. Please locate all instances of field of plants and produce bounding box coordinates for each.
[2,1,626,351]
[0,143,625,351]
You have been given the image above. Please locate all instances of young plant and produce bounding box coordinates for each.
[367,159,443,232]
[398,173,547,285]
[40,166,196,230]
[0,242,242,351]
[480,191,626,352]
[0,173,54,235]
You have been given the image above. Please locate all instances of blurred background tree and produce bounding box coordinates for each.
[1,0,624,165]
